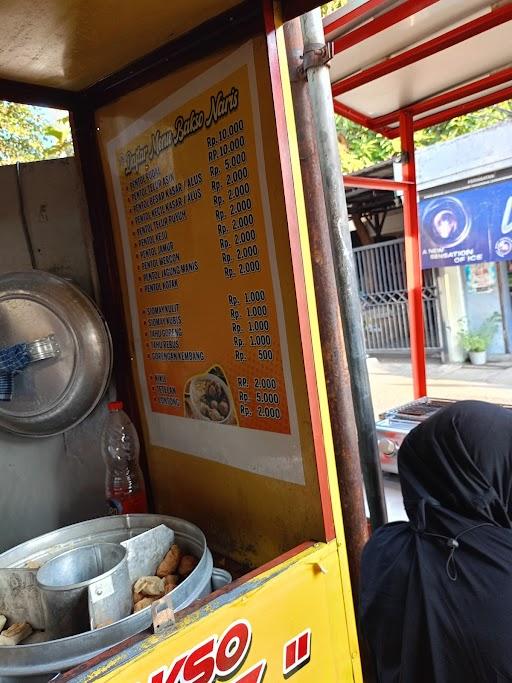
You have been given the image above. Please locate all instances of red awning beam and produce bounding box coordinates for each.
[333,100,397,138]
[323,0,394,37]
[367,83,512,138]
[332,2,512,97]
[411,82,512,131]
[332,0,441,55]
[372,65,512,130]
[334,80,512,138]
[343,175,412,191]
[333,100,374,128]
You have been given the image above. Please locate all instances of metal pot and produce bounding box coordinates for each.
[211,567,232,592]
[37,543,131,638]
[0,515,214,680]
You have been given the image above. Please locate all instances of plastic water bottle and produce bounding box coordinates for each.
[101,401,148,515]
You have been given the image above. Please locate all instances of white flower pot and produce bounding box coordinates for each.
[469,350,486,365]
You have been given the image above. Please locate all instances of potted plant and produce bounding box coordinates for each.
[458,313,501,365]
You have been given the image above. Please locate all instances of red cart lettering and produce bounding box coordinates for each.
[232,660,266,683]
[146,619,256,683]
[182,636,216,683]
[150,654,187,683]
[216,620,252,677]
[283,629,311,678]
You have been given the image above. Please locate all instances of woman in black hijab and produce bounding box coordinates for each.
[360,400,512,682]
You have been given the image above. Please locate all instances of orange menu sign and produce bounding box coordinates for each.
[109,45,293,437]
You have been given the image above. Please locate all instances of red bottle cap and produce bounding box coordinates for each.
[108,401,124,412]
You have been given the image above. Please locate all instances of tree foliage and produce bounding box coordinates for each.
[44,116,74,159]
[0,101,73,166]
[321,0,348,16]
[336,102,512,173]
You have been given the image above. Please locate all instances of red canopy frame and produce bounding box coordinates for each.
[327,0,512,398]
[344,127,427,398]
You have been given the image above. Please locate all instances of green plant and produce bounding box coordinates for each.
[0,101,73,165]
[458,313,501,353]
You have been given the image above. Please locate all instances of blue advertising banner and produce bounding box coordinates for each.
[420,178,512,269]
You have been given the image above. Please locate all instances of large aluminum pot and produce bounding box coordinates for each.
[0,515,213,681]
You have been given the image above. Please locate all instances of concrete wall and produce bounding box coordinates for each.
[437,267,466,363]
[0,157,108,553]
[416,121,512,191]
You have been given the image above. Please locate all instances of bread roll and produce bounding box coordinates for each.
[133,576,165,597]
[156,544,182,577]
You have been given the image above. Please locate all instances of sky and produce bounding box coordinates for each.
[36,105,68,123]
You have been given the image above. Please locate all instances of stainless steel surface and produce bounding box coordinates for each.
[377,437,397,457]
[211,568,232,592]
[375,398,455,474]
[0,271,112,437]
[375,397,512,474]
[0,515,213,678]
[301,7,387,528]
[121,524,174,585]
[385,397,455,422]
[37,543,131,638]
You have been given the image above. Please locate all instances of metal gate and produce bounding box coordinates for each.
[353,238,442,354]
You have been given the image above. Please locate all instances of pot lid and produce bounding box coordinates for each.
[0,271,112,437]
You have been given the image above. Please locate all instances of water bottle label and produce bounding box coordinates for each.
[107,498,123,515]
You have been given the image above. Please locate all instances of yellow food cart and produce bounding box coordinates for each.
[0,1,368,681]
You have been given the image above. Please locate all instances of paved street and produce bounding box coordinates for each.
[367,357,512,521]
[368,357,512,418]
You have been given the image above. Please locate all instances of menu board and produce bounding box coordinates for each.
[106,42,303,483]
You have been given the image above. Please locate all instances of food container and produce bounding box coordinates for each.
[36,543,131,638]
[0,515,214,681]
[211,567,232,592]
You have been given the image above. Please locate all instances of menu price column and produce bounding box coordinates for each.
[206,116,282,424]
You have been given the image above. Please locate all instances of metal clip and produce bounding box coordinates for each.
[27,335,60,362]
[299,41,334,77]
[151,593,176,635]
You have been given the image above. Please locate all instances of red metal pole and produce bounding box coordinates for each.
[343,175,413,192]
[400,111,427,398]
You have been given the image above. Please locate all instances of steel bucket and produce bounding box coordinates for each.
[36,543,131,638]
[0,515,214,681]
[211,567,232,592]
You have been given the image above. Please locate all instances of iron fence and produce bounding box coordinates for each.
[353,238,442,353]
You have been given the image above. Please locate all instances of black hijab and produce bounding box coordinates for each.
[360,401,512,682]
